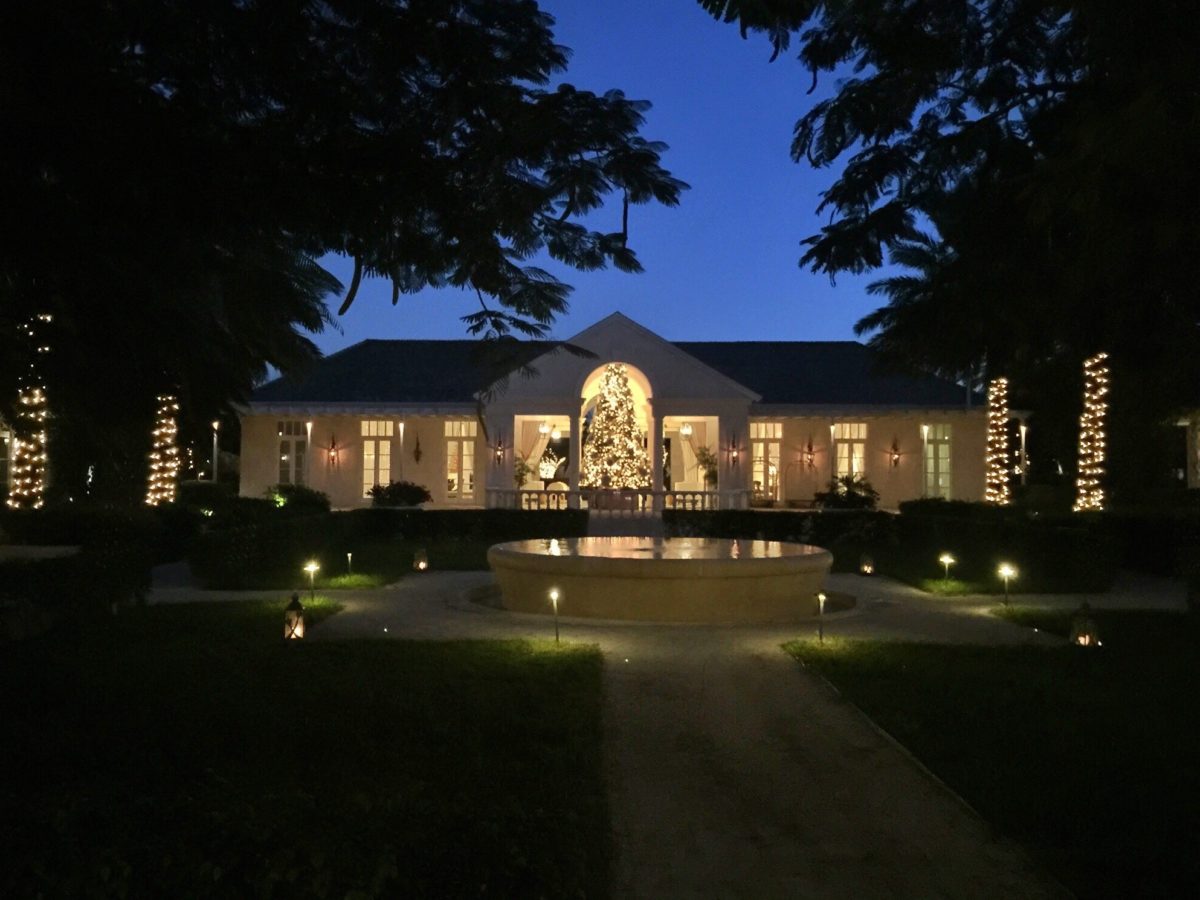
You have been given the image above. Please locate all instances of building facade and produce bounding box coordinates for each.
[240,313,988,510]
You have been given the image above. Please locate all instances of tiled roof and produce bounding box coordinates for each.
[252,338,973,409]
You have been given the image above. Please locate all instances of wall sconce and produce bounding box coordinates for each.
[803,438,815,470]
[728,440,740,465]
[493,432,505,466]
[890,438,902,468]
[680,421,693,438]
[327,435,339,467]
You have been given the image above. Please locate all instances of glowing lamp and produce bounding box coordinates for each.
[538,421,550,435]
[816,591,827,642]
[1069,603,1100,648]
[997,562,1017,606]
[680,422,693,438]
[939,553,956,581]
[551,428,561,441]
[549,588,561,644]
[413,549,429,572]
[303,560,320,600]
[859,555,875,576]
[284,593,305,640]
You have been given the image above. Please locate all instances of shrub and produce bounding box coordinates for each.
[265,483,330,515]
[368,480,433,507]
[813,475,879,510]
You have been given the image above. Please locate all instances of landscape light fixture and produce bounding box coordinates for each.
[284,593,305,640]
[211,419,220,483]
[413,549,429,572]
[939,553,956,581]
[303,560,320,600]
[346,552,353,575]
[817,591,827,642]
[997,562,1017,606]
[859,555,875,576]
[549,588,560,644]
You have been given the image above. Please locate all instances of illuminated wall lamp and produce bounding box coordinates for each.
[803,438,816,470]
[889,438,902,468]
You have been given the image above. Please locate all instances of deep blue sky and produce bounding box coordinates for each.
[317,0,890,354]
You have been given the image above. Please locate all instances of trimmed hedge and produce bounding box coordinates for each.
[189,508,589,589]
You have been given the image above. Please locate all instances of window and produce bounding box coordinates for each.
[361,420,394,497]
[0,429,10,492]
[277,421,307,485]
[924,423,952,498]
[751,422,782,500]
[445,420,477,499]
[834,422,867,477]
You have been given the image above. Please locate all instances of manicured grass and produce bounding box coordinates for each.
[0,600,609,898]
[786,615,1200,899]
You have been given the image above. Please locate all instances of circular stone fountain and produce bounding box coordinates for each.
[487,536,832,624]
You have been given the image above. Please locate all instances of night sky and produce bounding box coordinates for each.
[317,0,891,355]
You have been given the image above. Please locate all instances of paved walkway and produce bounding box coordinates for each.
[150,567,1186,897]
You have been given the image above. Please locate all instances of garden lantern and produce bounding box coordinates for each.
[817,591,827,642]
[549,588,560,644]
[303,560,319,600]
[997,562,1017,606]
[284,593,305,640]
[413,549,429,572]
[1069,603,1101,647]
[346,552,353,575]
[939,553,956,581]
[859,555,875,576]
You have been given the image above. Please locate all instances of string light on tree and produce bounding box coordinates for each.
[1073,352,1110,512]
[145,395,181,505]
[985,377,1011,505]
[7,313,52,510]
[581,363,650,489]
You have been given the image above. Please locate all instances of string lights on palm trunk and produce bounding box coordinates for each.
[7,313,52,510]
[985,377,1011,505]
[1073,352,1110,512]
[146,394,181,505]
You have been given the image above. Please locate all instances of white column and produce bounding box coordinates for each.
[569,403,582,509]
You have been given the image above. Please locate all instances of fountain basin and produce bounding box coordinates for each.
[487,536,832,623]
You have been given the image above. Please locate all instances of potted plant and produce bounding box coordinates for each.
[694,445,719,490]
[512,455,533,489]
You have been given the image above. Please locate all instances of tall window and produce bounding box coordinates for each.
[277,421,307,485]
[924,424,952,498]
[834,423,867,477]
[0,429,10,493]
[751,422,782,500]
[361,420,394,497]
[445,420,477,500]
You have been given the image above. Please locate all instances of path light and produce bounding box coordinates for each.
[284,593,305,640]
[859,555,875,576]
[939,552,956,581]
[346,552,353,575]
[817,591,827,643]
[549,588,560,644]
[303,560,320,601]
[997,562,1017,606]
[413,549,429,572]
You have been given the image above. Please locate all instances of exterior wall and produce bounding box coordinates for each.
[750,410,987,509]
[239,413,486,509]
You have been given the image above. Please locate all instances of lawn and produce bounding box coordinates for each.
[787,612,1200,899]
[0,600,609,898]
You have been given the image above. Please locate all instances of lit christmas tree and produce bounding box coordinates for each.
[581,363,650,488]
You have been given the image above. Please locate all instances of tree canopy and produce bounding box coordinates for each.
[702,0,1198,397]
[1,1,685,499]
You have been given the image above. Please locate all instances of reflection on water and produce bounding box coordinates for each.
[513,536,823,560]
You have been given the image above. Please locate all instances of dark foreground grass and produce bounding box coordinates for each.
[0,600,608,898]
[787,614,1200,900]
